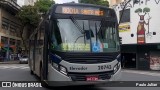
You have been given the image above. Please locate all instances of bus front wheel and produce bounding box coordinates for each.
[30,69,34,75]
[40,66,48,88]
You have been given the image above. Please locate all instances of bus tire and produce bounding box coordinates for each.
[30,70,34,75]
[40,66,48,88]
[40,66,43,81]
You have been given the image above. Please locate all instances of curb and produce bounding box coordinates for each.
[122,68,160,71]
[122,69,160,74]
[0,61,19,64]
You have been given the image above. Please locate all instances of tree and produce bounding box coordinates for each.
[80,0,109,7]
[16,5,40,53]
[34,0,55,14]
[16,0,55,53]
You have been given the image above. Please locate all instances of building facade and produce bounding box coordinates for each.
[113,0,160,71]
[24,0,37,6]
[0,0,22,61]
[109,0,124,6]
[17,0,37,6]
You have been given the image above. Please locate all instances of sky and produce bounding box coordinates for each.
[17,0,24,6]
[54,0,78,4]
[17,0,79,6]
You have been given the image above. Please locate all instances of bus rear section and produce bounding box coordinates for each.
[29,3,121,87]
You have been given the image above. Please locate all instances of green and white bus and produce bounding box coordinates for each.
[29,3,121,86]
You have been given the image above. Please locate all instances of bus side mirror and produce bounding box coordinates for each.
[119,37,122,44]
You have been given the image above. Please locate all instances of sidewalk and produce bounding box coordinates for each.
[122,68,160,75]
[0,60,19,64]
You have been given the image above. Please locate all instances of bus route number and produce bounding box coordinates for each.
[98,65,111,70]
[62,7,104,16]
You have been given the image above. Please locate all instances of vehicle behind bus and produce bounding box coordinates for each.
[29,3,121,87]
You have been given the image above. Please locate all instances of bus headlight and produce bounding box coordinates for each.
[113,62,121,73]
[52,62,68,75]
[53,62,59,69]
[60,66,67,75]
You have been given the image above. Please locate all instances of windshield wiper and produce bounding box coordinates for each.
[98,18,106,42]
[70,16,86,44]
[70,16,85,34]
[95,22,98,44]
[70,16,87,51]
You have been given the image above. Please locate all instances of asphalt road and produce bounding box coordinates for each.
[0,64,160,90]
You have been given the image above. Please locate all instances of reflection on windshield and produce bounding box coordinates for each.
[51,19,119,52]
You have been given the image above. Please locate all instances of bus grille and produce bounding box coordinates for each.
[64,53,116,64]
[68,71,114,81]
[51,51,119,64]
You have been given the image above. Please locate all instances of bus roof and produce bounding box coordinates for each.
[46,3,115,18]
[51,3,111,10]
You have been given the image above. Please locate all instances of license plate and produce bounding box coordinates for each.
[86,76,99,81]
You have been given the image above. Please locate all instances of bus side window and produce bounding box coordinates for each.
[51,21,62,50]
[38,24,44,54]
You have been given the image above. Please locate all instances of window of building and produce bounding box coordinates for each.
[15,27,21,37]
[119,9,130,23]
[16,40,21,46]
[2,21,9,30]
[9,38,16,45]
[10,25,16,31]
[10,25,17,36]
[2,17,10,30]
[1,17,22,36]
[1,36,8,44]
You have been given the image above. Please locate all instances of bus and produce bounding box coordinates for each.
[29,3,121,87]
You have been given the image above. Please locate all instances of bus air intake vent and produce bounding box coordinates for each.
[68,70,114,81]
[63,53,117,64]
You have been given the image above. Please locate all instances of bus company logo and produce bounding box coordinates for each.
[2,82,11,87]
[1,82,42,88]
[69,66,87,70]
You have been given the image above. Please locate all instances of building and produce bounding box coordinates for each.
[17,0,37,6]
[24,0,37,6]
[113,0,160,71]
[0,0,22,61]
[109,0,124,6]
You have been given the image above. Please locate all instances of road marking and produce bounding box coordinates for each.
[122,70,160,77]
[0,64,29,70]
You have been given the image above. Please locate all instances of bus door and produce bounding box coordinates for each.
[42,20,49,80]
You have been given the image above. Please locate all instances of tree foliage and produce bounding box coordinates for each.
[16,5,40,28]
[34,0,55,14]
[16,0,55,53]
[16,0,55,31]
[80,0,109,7]
[16,5,40,53]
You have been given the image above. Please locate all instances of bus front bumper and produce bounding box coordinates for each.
[47,65,121,86]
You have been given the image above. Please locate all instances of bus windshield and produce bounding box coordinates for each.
[51,19,120,52]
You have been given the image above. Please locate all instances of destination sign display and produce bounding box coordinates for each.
[55,6,107,16]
